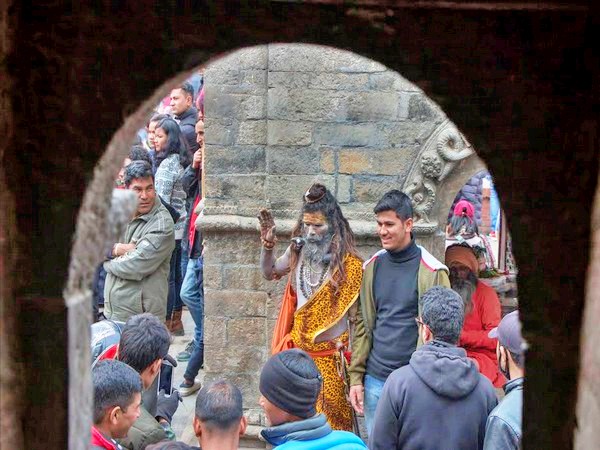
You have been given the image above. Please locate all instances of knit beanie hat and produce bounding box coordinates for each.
[445,244,479,275]
[259,349,322,419]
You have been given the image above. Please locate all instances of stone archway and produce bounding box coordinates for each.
[1,3,597,449]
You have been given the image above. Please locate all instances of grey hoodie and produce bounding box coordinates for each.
[369,340,497,450]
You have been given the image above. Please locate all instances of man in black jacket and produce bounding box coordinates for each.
[170,81,199,152]
[369,286,497,450]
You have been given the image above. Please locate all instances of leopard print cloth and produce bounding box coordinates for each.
[290,254,363,431]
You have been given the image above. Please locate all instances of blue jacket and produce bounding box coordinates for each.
[483,377,523,450]
[261,414,366,450]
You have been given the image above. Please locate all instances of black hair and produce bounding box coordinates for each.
[118,313,171,373]
[124,160,153,187]
[128,145,152,165]
[373,189,413,221]
[195,380,243,432]
[155,117,193,168]
[509,350,525,369]
[150,113,169,125]
[178,81,194,100]
[290,183,360,294]
[448,215,479,237]
[421,286,465,344]
[92,359,142,424]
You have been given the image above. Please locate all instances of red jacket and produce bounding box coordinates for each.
[91,426,123,450]
[459,281,506,387]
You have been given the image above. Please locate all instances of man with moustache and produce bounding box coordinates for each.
[258,183,363,431]
[104,160,175,322]
[348,190,450,434]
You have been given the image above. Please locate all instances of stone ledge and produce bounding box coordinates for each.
[198,213,436,236]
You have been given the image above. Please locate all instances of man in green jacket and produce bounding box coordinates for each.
[104,160,175,323]
[348,190,450,435]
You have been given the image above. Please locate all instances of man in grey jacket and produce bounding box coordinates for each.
[104,160,175,322]
[369,286,497,450]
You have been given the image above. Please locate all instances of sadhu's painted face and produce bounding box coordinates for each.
[302,212,329,243]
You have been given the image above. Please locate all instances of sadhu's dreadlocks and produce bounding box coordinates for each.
[289,183,361,294]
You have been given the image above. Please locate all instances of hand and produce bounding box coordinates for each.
[349,384,364,415]
[155,389,182,424]
[113,242,136,257]
[258,209,277,248]
[192,148,202,169]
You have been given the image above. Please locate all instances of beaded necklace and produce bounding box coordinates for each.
[299,259,330,299]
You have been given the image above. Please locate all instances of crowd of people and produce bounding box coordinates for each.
[89,76,525,449]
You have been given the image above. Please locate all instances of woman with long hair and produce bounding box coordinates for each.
[154,117,192,335]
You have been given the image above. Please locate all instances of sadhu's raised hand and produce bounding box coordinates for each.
[258,208,277,249]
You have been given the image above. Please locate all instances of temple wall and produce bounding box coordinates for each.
[200,44,485,424]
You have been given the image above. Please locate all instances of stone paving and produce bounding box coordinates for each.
[168,309,267,449]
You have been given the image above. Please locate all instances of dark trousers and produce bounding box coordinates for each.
[166,239,184,319]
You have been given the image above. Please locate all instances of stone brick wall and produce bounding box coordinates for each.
[200,44,482,424]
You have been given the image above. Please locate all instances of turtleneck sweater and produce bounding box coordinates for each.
[366,237,421,381]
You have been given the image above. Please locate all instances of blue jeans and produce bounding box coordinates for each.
[166,240,184,319]
[180,257,204,381]
[364,373,386,436]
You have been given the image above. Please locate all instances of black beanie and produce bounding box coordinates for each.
[259,349,322,419]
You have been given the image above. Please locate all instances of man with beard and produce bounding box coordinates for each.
[258,183,363,431]
[445,244,504,387]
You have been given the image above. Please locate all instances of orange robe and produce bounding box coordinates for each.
[271,254,363,431]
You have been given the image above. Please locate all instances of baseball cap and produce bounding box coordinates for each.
[488,310,524,355]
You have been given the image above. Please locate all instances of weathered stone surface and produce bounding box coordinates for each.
[204,174,266,200]
[408,94,438,120]
[205,90,245,119]
[339,148,416,177]
[242,95,267,120]
[205,68,240,86]
[218,46,268,70]
[320,148,336,173]
[347,91,400,121]
[228,317,267,345]
[380,121,439,146]
[309,72,370,90]
[315,123,378,147]
[269,44,387,73]
[203,317,227,348]
[265,175,335,209]
[267,88,351,122]
[204,121,236,145]
[267,121,313,146]
[338,174,352,203]
[205,146,266,174]
[202,234,261,266]
[221,265,276,292]
[368,72,422,92]
[205,288,267,317]
[238,120,267,145]
[266,146,319,174]
[203,264,223,290]
[205,344,268,373]
[353,175,402,202]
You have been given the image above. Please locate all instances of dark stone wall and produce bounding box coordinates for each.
[1,1,597,448]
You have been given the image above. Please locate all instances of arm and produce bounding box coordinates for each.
[155,162,176,204]
[104,229,175,281]
[261,245,292,280]
[460,284,501,351]
[483,416,520,450]
[181,163,199,198]
[348,293,368,387]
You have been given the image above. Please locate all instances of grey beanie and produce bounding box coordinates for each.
[259,349,322,419]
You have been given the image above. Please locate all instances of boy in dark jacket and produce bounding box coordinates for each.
[369,286,497,450]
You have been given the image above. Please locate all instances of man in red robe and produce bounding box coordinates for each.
[445,244,505,387]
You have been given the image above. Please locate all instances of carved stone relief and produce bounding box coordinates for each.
[403,119,475,233]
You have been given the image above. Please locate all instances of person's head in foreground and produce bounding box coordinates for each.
[418,285,465,345]
[374,189,414,252]
[118,313,171,389]
[447,199,478,237]
[124,160,156,216]
[259,348,322,426]
[193,380,246,450]
[489,310,525,380]
[446,243,479,283]
[145,441,198,450]
[93,359,143,440]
